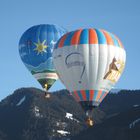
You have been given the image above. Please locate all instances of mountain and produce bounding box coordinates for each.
[0,88,86,140]
[0,88,140,140]
[72,106,140,140]
[100,90,140,116]
[110,88,121,93]
[72,90,140,140]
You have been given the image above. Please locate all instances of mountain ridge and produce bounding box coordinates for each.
[0,88,139,140]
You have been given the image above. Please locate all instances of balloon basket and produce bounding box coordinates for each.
[45,93,51,98]
[86,117,94,127]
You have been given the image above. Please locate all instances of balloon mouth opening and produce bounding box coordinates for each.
[79,101,99,111]
[38,79,56,91]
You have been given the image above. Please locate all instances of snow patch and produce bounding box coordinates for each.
[34,106,43,118]
[57,130,70,136]
[110,88,121,94]
[16,96,26,106]
[66,113,73,119]
[129,118,140,129]
[65,112,79,123]
[133,104,139,107]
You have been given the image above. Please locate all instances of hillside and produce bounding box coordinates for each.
[72,106,140,140]
[0,88,86,140]
[0,88,139,140]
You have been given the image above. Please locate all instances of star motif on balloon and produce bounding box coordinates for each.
[34,39,48,55]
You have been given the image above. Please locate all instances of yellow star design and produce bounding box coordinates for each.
[34,39,48,55]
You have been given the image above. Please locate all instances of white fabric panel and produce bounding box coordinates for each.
[96,44,108,89]
[53,48,71,89]
[89,44,99,89]
[53,45,126,92]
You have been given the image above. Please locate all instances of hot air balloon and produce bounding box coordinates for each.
[19,24,66,92]
[53,28,126,126]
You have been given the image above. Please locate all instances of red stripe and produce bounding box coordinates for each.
[114,35,124,48]
[80,90,87,101]
[73,91,80,101]
[96,90,103,101]
[89,90,94,101]
[89,29,98,44]
[99,92,108,102]
[102,30,114,45]
[71,29,82,45]
[58,34,68,48]
[71,92,78,102]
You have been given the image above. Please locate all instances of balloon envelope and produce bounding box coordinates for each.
[19,24,66,90]
[53,28,126,108]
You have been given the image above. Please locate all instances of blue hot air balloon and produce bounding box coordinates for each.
[19,24,66,91]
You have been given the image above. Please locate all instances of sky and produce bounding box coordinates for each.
[0,0,140,100]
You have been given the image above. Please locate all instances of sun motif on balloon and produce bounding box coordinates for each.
[34,39,48,55]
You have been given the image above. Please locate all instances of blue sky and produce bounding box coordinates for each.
[0,0,140,100]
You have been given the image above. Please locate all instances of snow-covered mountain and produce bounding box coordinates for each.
[0,88,140,140]
[110,88,121,93]
[0,88,86,140]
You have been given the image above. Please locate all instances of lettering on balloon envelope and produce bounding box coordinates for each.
[65,52,85,83]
